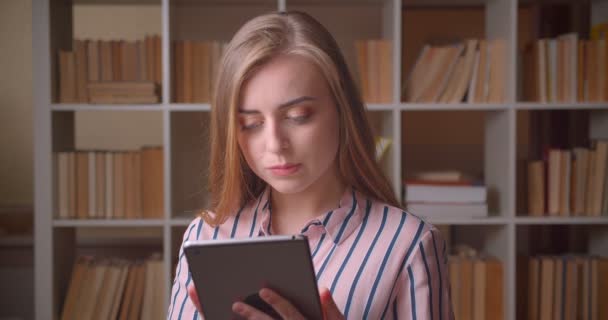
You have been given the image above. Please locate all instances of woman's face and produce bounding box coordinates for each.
[236,54,341,195]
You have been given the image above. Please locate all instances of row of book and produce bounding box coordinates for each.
[448,251,503,320]
[527,140,608,217]
[403,39,506,104]
[522,34,608,103]
[60,255,165,320]
[87,81,160,104]
[404,171,488,219]
[354,39,393,103]
[527,255,608,320]
[53,147,164,220]
[59,36,163,103]
[173,40,227,103]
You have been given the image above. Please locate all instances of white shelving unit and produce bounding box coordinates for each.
[33,0,608,319]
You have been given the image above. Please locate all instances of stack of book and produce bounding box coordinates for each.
[404,171,488,219]
[60,255,165,320]
[53,146,164,220]
[88,81,159,104]
[402,39,506,103]
[526,255,608,320]
[58,36,162,103]
[448,248,504,320]
[522,33,608,103]
[354,39,393,103]
[526,140,608,217]
[172,40,227,103]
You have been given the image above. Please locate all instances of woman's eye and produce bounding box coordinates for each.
[240,120,263,130]
[287,113,310,123]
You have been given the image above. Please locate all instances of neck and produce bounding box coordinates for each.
[269,167,346,235]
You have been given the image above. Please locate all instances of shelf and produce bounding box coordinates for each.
[170,218,195,226]
[33,1,608,320]
[287,0,389,4]
[53,219,166,227]
[74,0,159,4]
[0,235,34,247]
[366,103,398,111]
[398,103,510,111]
[51,104,164,112]
[424,216,509,225]
[49,217,608,226]
[515,102,608,110]
[172,0,277,5]
[515,216,608,225]
[169,103,212,111]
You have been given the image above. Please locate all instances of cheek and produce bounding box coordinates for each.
[300,118,340,155]
[317,110,340,151]
[237,135,263,165]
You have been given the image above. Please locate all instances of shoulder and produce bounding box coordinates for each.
[367,198,443,262]
[181,216,209,242]
[181,197,262,242]
[367,197,434,235]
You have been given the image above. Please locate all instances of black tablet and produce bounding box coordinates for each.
[183,235,323,319]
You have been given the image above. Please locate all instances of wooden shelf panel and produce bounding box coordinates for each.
[515,103,608,110]
[53,219,166,227]
[424,216,509,225]
[169,103,211,111]
[51,104,164,112]
[514,216,608,225]
[398,103,510,111]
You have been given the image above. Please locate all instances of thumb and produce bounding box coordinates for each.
[187,284,203,314]
[319,287,344,320]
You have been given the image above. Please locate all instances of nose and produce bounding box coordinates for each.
[265,119,288,153]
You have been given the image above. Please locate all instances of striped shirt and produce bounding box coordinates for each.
[168,187,454,319]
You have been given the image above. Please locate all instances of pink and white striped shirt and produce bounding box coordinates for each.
[168,187,454,319]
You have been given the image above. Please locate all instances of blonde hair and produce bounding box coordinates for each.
[205,11,399,226]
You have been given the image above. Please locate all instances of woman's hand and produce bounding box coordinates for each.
[232,287,345,320]
[318,287,345,320]
[187,284,203,314]
[187,284,345,320]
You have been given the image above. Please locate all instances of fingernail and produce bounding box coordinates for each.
[259,289,271,300]
[232,302,243,313]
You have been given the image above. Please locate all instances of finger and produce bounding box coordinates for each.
[232,301,274,320]
[259,288,306,320]
[319,287,344,320]
[187,284,202,313]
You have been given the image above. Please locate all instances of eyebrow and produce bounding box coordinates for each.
[238,96,316,114]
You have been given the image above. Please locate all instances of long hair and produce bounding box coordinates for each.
[204,11,399,226]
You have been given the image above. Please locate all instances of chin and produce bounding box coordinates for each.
[265,179,312,195]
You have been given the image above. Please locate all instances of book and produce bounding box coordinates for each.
[527,160,545,215]
[59,50,77,103]
[60,255,162,320]
[404,183,486,203]
[411,170,473,183]
[407,202,488,219]
[354,39,393,103]
[60,257,92,320]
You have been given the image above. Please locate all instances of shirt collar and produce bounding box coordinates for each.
[257,185,367,245]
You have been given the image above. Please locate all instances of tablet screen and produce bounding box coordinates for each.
[184,235,323,319]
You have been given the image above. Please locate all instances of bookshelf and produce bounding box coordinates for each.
[33,0,608,319]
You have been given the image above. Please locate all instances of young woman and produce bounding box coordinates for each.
[168,11,453,320]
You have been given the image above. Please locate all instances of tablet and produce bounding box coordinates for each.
[183,235,323,319]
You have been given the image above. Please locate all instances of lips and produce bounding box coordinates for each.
[267,163,301,176]
[268,163,299,170]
